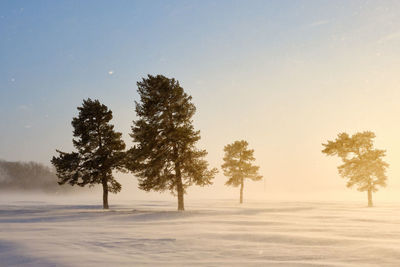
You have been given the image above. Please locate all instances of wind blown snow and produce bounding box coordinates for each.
[1,200,400,266]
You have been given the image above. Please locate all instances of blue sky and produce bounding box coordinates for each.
[1,0,400,201]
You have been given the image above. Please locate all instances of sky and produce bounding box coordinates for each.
[1,0,400,203]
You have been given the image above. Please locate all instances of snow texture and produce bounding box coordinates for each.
[1,200,400,266]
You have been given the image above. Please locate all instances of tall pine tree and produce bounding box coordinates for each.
[221,140,262,204]
[126,74,217,211]
[322,131,388,207]
[51,99,126,209]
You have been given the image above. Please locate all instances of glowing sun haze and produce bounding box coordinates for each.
[1,0,400,202]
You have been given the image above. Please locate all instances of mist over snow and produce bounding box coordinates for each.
[1,199,400,266]
[1,0,400,265]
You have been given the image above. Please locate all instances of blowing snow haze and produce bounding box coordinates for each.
[2,0,400,266]
[1,1,400,203]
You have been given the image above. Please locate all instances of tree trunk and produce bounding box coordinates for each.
[175,163,184,211]
[177,181,184,211]
[367,189,373,207]
[102,179,109,209]
[240,178,244,204]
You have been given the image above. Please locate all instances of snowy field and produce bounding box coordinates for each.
[1,199,400,266]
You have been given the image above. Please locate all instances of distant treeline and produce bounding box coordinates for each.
[0,160,74,193]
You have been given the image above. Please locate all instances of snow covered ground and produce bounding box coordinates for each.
[1,199,400,266]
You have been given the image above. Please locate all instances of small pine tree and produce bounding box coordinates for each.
[322,131,388,207]
[221,140,262,203]
[126,74,217,211]
[51,99,126,209]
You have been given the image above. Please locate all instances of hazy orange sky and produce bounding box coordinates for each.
[1,1,400,202]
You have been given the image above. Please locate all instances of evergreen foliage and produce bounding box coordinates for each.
[322,131,388,207]
[221,140,262,203]
[126,74,217,210]
[51,99,126,209]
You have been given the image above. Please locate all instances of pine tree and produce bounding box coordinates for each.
[126,74,217,211]
[322,131,388,207]
[221,140,262,204]
[51,99,126,209]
